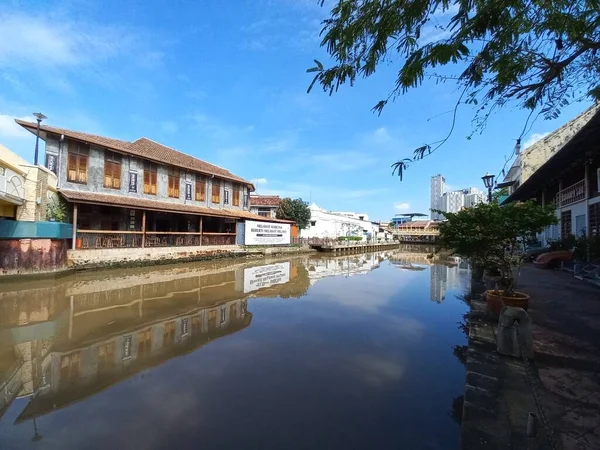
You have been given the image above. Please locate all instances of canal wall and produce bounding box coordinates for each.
[66,245,317,270]
[460,280,542,449]
[0,222,72,277]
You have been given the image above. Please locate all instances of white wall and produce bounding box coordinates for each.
[301,204,378,240]
[562,200,588,236]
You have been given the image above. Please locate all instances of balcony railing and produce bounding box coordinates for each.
[76,230,236,249]
[558,179,586,208]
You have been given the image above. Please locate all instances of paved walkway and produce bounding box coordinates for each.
[518,265,600,450]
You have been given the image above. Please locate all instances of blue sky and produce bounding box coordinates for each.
[0,0,592,221]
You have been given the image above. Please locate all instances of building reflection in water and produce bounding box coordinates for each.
[389,246,471,303]
[0,249,467,431]
[0,257,311,425]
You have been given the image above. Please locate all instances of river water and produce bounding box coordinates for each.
[0,249,470,450]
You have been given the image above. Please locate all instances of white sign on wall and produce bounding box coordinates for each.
[243,262,291,293]
[244,220,291,245]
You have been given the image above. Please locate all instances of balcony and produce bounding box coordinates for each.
[558,179,586,208]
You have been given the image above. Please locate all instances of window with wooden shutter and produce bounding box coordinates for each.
[212,181,220,203]
[67,144,89,184]
[143,162,158,195]
[196,179,206,201]
[224,188,230,205]
[232,188,240,206]
[104,151,122,189]
[168,167,180,198]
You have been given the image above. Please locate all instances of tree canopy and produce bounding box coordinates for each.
[308,0,600,178]
[436,201,557,294]
[276,198,312,229]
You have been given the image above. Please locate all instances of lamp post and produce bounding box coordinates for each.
[32,112,47,166]
[481,172,495,203]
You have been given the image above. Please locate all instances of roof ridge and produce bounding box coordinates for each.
[132,137,234,174]
[522,103,600,155]
[14,119,132,146]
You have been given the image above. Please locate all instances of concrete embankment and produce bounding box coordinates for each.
[66,245,318,271]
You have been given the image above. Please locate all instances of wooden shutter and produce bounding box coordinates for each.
[68,153,77,181]
[78,155,88,183]
[233,189,240,206]
[196,180,205,201]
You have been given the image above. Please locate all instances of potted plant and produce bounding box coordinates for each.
[436,201,557,315]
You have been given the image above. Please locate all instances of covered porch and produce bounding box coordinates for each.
[67,197,240,250]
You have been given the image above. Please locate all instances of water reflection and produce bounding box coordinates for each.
[0,249,470,449]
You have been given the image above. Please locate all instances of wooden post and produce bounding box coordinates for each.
[199,216,203,247]
[541,189,545,207]
[141,210,146,248]
[72,203,78,250]
[584,161,590,238]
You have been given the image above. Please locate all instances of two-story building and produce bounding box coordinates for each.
[504,104,600,245]
[249,195,280,218]
[15,120,292,256]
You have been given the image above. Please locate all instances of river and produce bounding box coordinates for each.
[0,249,470,449]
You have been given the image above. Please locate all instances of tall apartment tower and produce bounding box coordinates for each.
[430,174,445,220]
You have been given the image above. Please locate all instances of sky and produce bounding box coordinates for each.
[0,0,593,221]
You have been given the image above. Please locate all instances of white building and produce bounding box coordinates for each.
[464,190,487,208]
[430,175,445,220]
[431,174,487,218]
[300,203,379,240]
[441,190,465,214]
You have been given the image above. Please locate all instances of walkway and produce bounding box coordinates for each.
[462,265,600,449]
[518,266,600,449]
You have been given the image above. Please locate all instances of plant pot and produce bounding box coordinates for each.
[486,290,530,315]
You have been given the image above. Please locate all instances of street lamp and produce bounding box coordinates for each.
[32,112,47,166]
[481,172,495,203]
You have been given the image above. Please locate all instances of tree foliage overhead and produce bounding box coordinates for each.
[308,0,600,178]
[276,198,312,229]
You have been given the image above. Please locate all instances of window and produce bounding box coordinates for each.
[163,321,176,346]
[212,181,221,203]
[60,352,81,384]
[98,342,115,371]
[258,211,269,217]
[243,193,249,208]
[138,329,152,356]
[196,179,206,201]
[144,162,158,195]
[233,188,240,206]
[192,315,201,333]
[310,220,316,226]
[168,167,180,198]
[208,309,217,327]
[104,151,122,189]
[185,182,192,200]
[224,188,230,205]
[67,144,89,183]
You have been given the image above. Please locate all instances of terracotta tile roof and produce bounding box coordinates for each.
[59,190,294,223]
[249,195,280,207]
[14,119,254,188]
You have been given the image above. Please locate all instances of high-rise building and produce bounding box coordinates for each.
[430,175,487,220]
[441,190,465,214]
[430,175,445,220]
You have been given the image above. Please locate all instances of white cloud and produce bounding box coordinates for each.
[394,202,410,212]
[0,114,34,139]
[523,132,550,149]
[254,177,268,185]
[371,127,391,145]
[0,12,137,70]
